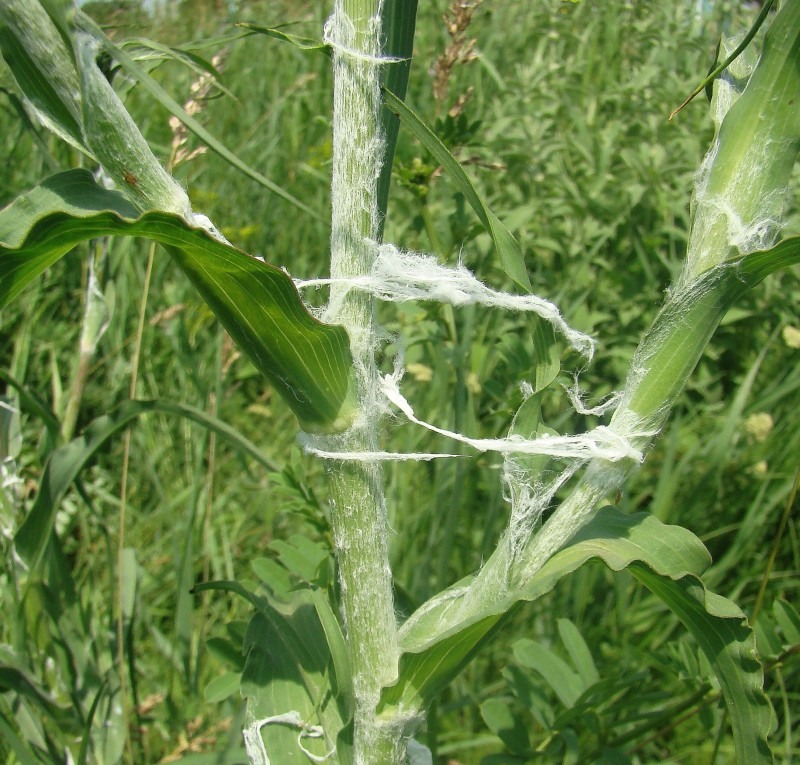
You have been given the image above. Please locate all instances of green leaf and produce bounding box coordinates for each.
[236,22,332,55]
[736,235,800,285]
[773,598,800,647]
[0,370,60,449]
[630,566,772,764]
[556,618,599,688]
[382,508,710,713]
[382,87,532,291]
[75,12,320,220]
[310,587,354,722]
[268,535,330,584]
[0,170,356,431]
[513,639,583,709]
[0,665,77,730]
[479,697,531,755]
[378,0,418,236]
[13,398,281,573]
[0,7,86,154]
[386,507,769,761]
[0,712,40,765]
[204,672,242,704]
[530,314,561,393]
[241,589,352,765]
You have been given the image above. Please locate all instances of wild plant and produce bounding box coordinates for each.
[1,1,798,764]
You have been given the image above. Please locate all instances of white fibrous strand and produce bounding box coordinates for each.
[243,711,334,765]
[380,371,643,462]
[297,244,595,358]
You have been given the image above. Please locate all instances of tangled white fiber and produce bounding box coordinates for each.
[301,1,645,487]
[296,244,596,358]
[244,711,334,765]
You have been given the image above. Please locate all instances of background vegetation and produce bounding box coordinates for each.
[1,0,798,762]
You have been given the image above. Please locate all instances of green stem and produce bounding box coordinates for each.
[460,0,800,605]
[61,242,108,442]
[324,1,403,761]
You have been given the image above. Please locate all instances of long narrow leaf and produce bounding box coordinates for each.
[631,565,772,764]
[382,87,531,291]
[384,506,770,760]
[0,170,355,431]
[377,0,418,234]
[383,507,710,709]
[13,399,281,573]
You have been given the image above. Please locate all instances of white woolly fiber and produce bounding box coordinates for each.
[298,244,595,358]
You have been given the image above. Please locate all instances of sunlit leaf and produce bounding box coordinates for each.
[382,87,532,291]
[382,507,771,765]
[632,566,772,764]
[0,170,356,431]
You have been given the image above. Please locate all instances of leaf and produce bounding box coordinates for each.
[385,507,770,761]
[382,87,532,291]
[13,398,281,573]
[310,588,354,721]
[0,665,77,730]
[773,598,800,647]
[169,753,250,765]
[530,314,561,393]
[204,672,242,704]
[241,590,352,765]
[736,235,800,285]
[378,0,418,235]
[75,12,320,220]
[513,639,583,709]
[669,0,774,118]
[268,536,330,584]
[630,565,772,764]
[0,170,356,431]
[556,618,599,688]
[479,697,531,754]
[0,14,86,154]
[383,508,711,713]
[236,22,332,55]
[0,712,40,765]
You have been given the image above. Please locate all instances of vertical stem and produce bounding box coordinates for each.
[324,1,403,762]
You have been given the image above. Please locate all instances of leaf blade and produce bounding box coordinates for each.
[0,170,355,431]
[382,87,531,291]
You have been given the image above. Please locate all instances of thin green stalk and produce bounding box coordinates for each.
[116,241,155,765]
[61,240,108,442]
[323,0,403,761]
[751,462,799,622]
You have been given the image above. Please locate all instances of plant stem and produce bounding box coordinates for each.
[460,0,800,607]
[324,1,403,761]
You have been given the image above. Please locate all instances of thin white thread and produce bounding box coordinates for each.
[323,29,405,65]
[565,379,622,417]
[299,439,461,462]
[381,372,644,462]
[243,711,334,765]
[323,5,404,66]
[297,244,595,358]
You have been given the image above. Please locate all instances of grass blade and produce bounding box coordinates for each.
[383,86,531,291]
[632,566,772,764]
[13,398,281,572]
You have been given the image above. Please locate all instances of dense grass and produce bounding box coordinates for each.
[1,1,798,763]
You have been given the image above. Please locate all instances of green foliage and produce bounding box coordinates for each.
[1,0,798,763]
[0,169,356,431]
